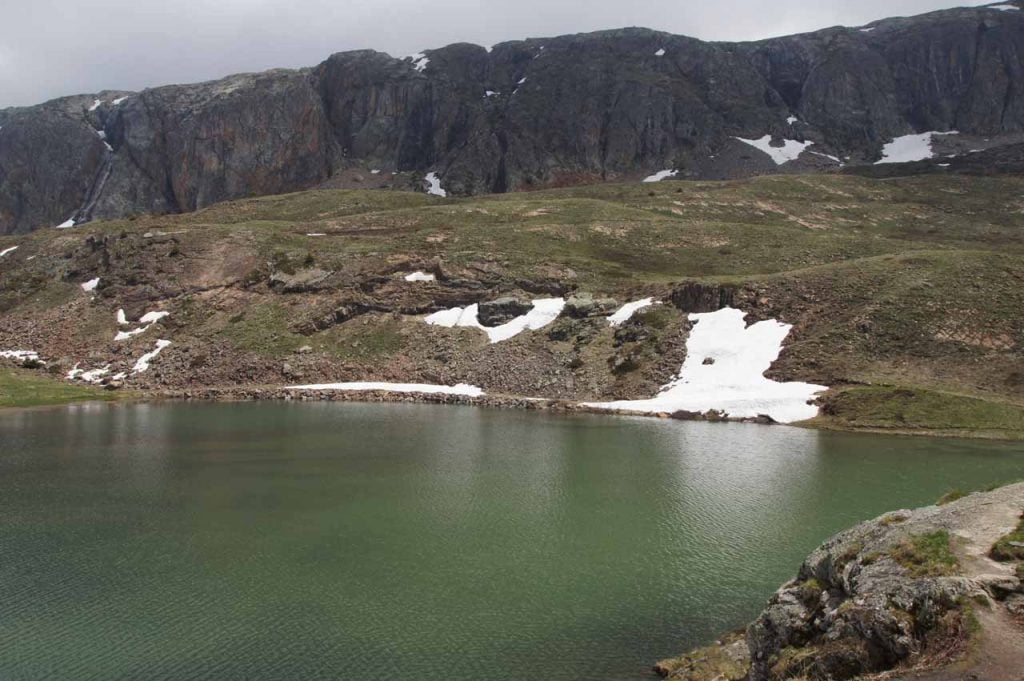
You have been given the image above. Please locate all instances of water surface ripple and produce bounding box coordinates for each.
[2,402,1023,680]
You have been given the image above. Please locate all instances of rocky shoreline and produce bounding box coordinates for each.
[655,483,1024,681]
[145,385,780,425]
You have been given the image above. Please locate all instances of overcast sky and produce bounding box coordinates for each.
[0,0,996,108]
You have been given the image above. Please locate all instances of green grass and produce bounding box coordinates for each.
[990,515,1024,562]
[890,531,960,578]
[1,173,1022,436]
[812,387,1024,439]
[222,303,305,357]
[937,490,969,506]
[653,631,747,681]
[0,368,124,409]
[314,319,408,360]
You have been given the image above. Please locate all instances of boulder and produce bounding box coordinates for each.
[477,297,532,327]
[564,295,620,319]
[269,268,332,293]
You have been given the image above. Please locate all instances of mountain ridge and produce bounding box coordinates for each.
[2,1,1023,234]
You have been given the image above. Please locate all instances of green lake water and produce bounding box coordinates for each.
[1,402,1023,680]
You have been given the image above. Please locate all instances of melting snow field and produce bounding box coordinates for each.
[608,298,658,326]
[404,271,436,282]
[425,298,566,344]
[876,131,958,164]
[425,172,447,197]
[642,170,678,183]
[286,382,484,397]
[133,340,171,373]
[0,246,18,258]
[735,136,814,165]
[585,307,827,424]
[115,310,170,341]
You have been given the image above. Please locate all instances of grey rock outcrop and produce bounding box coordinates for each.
[3,2,1024,234]
[658,482,1024,681]
[477,297,532,326]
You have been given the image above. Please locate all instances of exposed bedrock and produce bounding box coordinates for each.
[656,483,1024,681]
[3,3,1024,233]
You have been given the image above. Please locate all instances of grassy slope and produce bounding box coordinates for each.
[0,173,1022,433]
[0,367,124,408]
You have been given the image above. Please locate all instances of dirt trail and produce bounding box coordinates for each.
[893,493,1024,681]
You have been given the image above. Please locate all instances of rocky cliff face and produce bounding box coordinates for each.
[3,2,1024,234]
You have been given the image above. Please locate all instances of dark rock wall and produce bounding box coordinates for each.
[2,3,1023,234]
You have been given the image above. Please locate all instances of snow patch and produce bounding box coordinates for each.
[860,27,876,32]
[112,96,129,105]
[425,298,566,344]
[79,366,110,383]
[139,311,169,325]
[584,307,827,424]
[81,277,100,292]
[115,328,148,341]
[735,135,813,165]
[410,54,430,72]
[115,309,169,340]
[655,48,666,57]
[88,99,103,111]
[306,233,327,237]
[95,130,113,152]
[287,382,484,397]
[404,271,436,282]
[1,350,39,362]
[608,298,659,326]
[56,219,76,229]
[786,116,799,125]
[425,172,447,197]
[0,246,18,258]
[370,169,381,174]
[809,150,844,165]
[876,131,958,165]
[485,90,500,97]
[642,169,678,183]
[988,4,1020,11]
[133,340,171,373]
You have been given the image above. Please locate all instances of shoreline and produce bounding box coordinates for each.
[5,384,1021,442]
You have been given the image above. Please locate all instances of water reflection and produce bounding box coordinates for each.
[1,403,1023,681]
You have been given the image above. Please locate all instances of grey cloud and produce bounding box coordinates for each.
[0,0,994,108]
